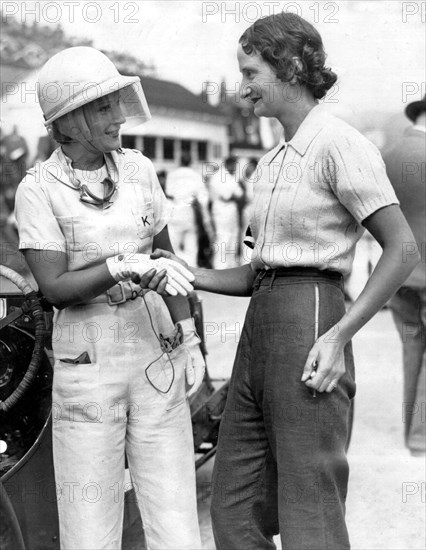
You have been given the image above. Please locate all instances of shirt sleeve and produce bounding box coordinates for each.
[326,128,399,224]
[15,171,67,253]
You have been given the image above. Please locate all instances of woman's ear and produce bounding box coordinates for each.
[290,57,303,86]
[292,56,303,72]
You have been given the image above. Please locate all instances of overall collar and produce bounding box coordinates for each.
[44,147,120,188]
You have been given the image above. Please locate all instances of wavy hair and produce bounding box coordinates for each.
[239,13,337,100]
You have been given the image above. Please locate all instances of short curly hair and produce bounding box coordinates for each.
[239,13,337,100]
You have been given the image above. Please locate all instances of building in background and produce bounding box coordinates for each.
[121,75,229,172]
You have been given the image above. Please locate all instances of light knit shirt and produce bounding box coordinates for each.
[250,106,399,276]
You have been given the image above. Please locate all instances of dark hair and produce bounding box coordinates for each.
[225,155,238,172]
[239,13,337,100]
[180,152,192,167]
[50,120,75,144]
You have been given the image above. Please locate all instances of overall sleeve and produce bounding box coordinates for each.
[15,171,67,253]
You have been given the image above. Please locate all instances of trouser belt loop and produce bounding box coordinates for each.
[254,270,268,291]
[268,270,277,292]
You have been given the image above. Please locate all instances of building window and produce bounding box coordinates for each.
[163,138,175,160]
[181,140,191,155]
[121,135,136,149]
[143,136,156,159]
[213,143,222,159]
[198,140,207,161]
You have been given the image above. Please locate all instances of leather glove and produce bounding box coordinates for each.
[177,318,206,397]
[106,253,194,296]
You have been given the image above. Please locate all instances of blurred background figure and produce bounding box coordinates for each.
[210,155,243,268]
[156,169,167,193]
[166,152,212,266]
[236,157,258,263]
[0,122,34,282]
[384,94,426,457]
[1,124,28,214]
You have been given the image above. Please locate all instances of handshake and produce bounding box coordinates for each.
[106,253,194,296]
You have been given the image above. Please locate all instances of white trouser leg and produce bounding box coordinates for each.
[126,347,202,550]
[52,360,127,549]
[52,299,201,549]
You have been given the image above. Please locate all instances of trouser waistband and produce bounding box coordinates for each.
[260,267,342,280]
[254,267,343,290]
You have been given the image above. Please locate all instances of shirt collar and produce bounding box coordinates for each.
[287,106,335,156]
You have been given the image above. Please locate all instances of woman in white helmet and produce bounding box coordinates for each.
[14,47,203,549]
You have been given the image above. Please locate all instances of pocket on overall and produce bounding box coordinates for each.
[52,359,103,423]
[145,344,190,410]
[131,203,154,241]
[55,215,102,261]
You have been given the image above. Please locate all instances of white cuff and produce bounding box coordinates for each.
[106,254,127,282]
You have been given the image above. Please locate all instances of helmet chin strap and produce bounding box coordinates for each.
[71,110,106,157]
[56,110,106,158]
[73,109,105,155]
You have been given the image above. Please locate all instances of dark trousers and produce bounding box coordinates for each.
[389,286,426,453]
[211,272,356,550]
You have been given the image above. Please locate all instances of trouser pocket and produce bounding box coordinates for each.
[52,359,102,423]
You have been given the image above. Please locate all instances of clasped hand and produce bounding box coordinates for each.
[106,253,194,296]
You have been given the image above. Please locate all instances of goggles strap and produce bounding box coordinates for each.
[56,148,119,206]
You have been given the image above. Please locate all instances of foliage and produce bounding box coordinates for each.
[0,12,151,74]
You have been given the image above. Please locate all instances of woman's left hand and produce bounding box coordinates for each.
[176,318,206,398]
[301,325,346,393]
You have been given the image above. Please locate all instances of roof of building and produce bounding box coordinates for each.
[135,74,223,118]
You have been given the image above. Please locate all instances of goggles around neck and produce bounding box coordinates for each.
[57,148,119,207]
[78,176,117,206]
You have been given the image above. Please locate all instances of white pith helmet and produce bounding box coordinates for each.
[37,46,151,127]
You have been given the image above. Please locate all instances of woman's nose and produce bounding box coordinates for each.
[112,103,126,125]
[240,81,251,100]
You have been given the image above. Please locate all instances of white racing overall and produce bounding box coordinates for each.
[15,148,202,549]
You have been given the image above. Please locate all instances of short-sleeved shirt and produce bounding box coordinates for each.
[15,147,171,272]
[250,106,399,275]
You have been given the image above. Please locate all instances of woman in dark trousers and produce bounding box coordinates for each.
[152,13,419,550]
